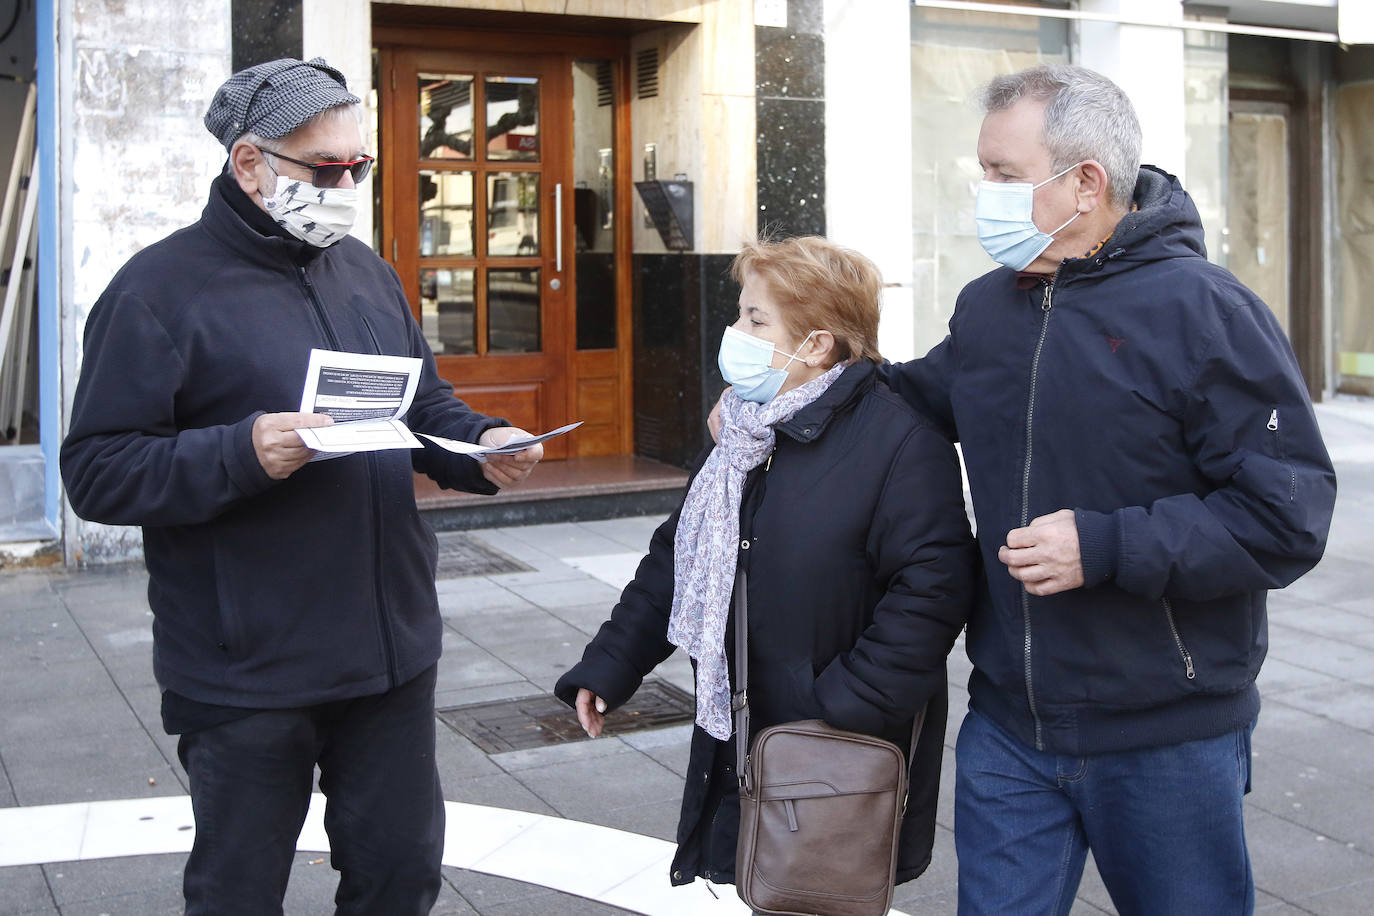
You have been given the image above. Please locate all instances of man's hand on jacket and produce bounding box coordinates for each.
[254,412,333,479]
[479,426,544,488]
[999,509,1085,596]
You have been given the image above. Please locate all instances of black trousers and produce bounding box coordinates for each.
[177,665,444,916]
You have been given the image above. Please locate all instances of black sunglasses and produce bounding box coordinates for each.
[265,149,375,189]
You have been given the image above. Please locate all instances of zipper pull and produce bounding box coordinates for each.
[764,449,774,471]
[1267,409,1279,431]
[1041,281,1053,312]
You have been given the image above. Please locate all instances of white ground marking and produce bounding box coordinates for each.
[561,551,644,589]
[0,794,914,914]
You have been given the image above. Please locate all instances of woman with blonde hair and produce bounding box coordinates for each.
[556,235,976,896]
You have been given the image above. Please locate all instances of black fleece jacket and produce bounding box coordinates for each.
[62,173,503,709]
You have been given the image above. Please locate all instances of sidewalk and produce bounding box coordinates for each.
[2,400,1373,915]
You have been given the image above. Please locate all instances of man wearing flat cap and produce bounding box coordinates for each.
[62,58,540,914]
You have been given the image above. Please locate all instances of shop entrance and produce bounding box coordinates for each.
[375,31,634,457]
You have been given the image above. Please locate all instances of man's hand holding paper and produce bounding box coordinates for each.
[478,427,544,488]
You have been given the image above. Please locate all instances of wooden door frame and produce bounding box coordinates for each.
[374,24,636,454]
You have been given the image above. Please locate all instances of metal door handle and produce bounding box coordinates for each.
[554,182,563,273]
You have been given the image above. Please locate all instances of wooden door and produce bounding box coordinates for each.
[381,48,571,456]
[378,34,635,458]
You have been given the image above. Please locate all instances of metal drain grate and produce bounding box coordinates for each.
[436,678,695,753]
[433,532,532,580]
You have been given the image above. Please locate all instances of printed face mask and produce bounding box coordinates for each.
[260,173,358,248]
[974,162,1082,271]
[717,325,816,403]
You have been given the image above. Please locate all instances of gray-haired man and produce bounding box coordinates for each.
[887,64,1335,914]
[62,58,541,913]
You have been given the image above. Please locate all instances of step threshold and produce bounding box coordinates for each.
[415,455,688,531]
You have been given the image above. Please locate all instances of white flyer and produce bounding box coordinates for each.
[417,421,583,461]
[295,349,424,453]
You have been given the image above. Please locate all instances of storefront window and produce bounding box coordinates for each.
[909,7,1069,356]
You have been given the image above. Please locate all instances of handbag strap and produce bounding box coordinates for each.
[730,569,926,795]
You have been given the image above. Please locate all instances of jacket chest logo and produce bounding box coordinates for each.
[1105,334,1126,354]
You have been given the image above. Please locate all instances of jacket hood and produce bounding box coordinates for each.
[1063,165,1207,281]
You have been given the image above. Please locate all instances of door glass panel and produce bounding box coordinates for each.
[487,268,541,352]
[1228,111,1290,334]
[572,58,617,350]
[419,73,474,159]
[486,76,540,161]
[486,172,540,256]
[419,171,475,257]
[419,268,476,355]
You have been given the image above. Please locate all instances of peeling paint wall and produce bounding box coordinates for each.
[64,0,232,564]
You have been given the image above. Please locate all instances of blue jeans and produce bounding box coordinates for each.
[955,707,1254,916]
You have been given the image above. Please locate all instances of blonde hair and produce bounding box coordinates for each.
[730,236,883,365]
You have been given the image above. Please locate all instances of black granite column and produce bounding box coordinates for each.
[756,0,825,238]
[231,0,303,72]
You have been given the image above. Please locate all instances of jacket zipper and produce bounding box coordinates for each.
[1161,598,1196,679]
[297,266,399,686]
[1021,277,1056,751]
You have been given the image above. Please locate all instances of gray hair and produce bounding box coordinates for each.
[225,103,365,172]
[981,64,1142,212]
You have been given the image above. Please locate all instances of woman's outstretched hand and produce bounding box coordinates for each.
[575,688,608,738]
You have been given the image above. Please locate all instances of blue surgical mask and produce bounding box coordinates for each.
[975,162,1082,271]
[717,326,816,403]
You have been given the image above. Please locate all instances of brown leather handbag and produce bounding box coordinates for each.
[732,573,925,916]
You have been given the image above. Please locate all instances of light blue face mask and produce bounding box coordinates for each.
[975,162,1082,271]
[717,326,817,403]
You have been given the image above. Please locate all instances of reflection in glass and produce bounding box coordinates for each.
[486,172,540,257]
[488,268,541,353]
[419,73,474,159]
[572,59,617,349]
[419,171,475,257]
[419,268,475,355]
[487,76,540,161]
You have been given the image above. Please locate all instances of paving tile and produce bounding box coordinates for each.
[500,577,623,610]
[593,797,682,842]
[1274,682,1374,732]
[1249,747,1374,851]
[1247,808,1374,901]
[1256,656,1342,696]
[573,516,668,551]
[0,691,143,745]
[42,854,182,908]
[442,772,557,817]
[432,635,525,694]
[1268,600,1374,651]
[1297,875,1374,915]
[0,658,118,705]
[1253,702,1374,790]
[620,724,693,779]
[510,747,684,823]
[483,522,629,560]
[432,723,503,781]
[892,823,958,913]
[546,602,621,638]
[433,680,540,712]
[0,864,54,915]
[1267,623,1374,685]
[435,578,534,611]
[489,734,631,774]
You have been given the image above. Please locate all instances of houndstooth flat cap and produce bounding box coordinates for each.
[204,57,361,150]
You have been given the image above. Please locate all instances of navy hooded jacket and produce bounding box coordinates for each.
[61,174,503,710]
[888,166,1336,756]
